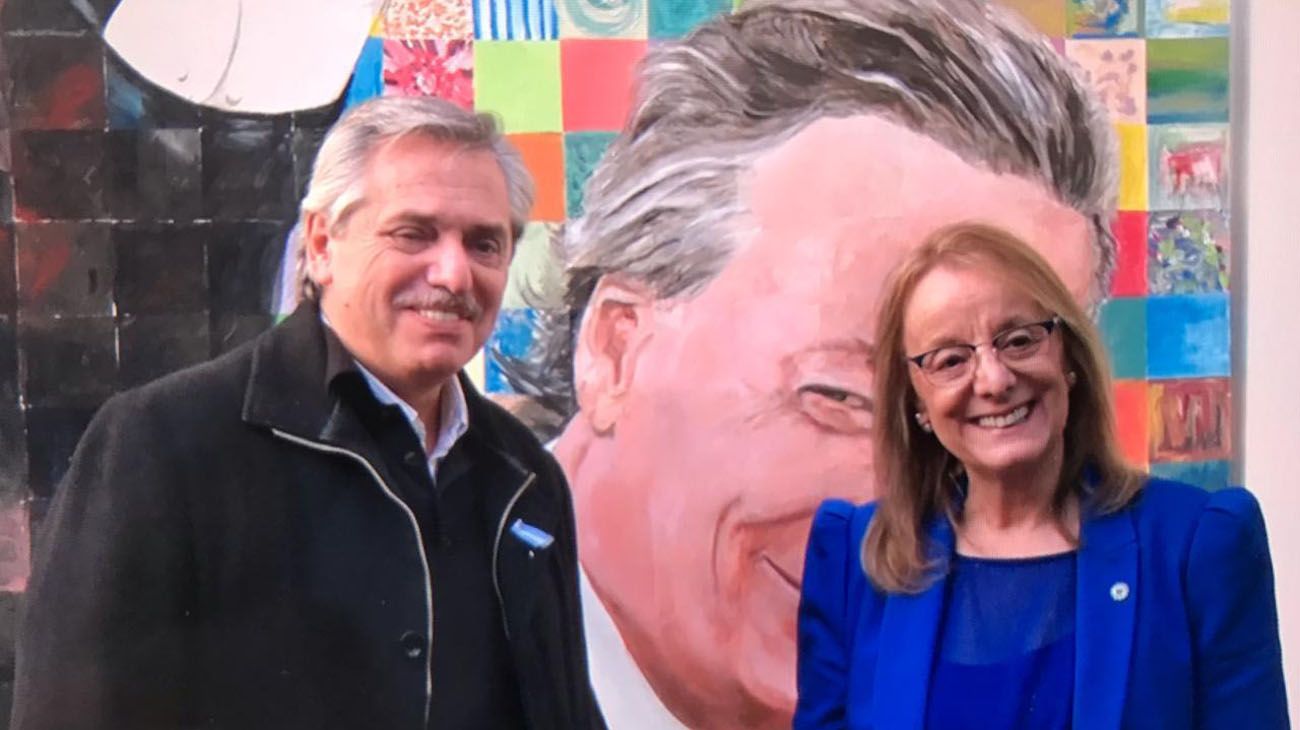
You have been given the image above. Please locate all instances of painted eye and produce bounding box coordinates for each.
[796,383,873,435]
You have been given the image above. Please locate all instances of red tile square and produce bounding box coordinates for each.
[1110,211,1147,297]
[561,39,647,132]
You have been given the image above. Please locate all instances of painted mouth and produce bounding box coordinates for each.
[760,554,802,594]
[973,402,1032,429]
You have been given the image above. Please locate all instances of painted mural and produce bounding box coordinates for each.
[0,0,1233,727]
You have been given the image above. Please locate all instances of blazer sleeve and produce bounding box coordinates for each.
[794,499,860,730]
[1185,487,1289,729]
[11,391,198,730]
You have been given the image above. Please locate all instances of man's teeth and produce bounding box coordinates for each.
[977,405,1029,429]
[416,308,461,321]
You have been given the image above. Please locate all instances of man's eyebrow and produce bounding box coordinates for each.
[382,213,509,238]
[790,338,876,361]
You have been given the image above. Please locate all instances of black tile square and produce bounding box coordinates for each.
[0,174,14,224]
[112,222,207,315]
[201,120,295,221]
[207,222,290,315]
[105,56,202,130]
[5,34,106,130]
[117,313,209,388]
[0,316,16,400]
[18,316,116,408]
[0,590,18,675]
[104,128,203,221]
[291,126,327,202]
[1,0,116,33]
[291,95,345,130]
[0,318,23,502]
[27,496,52,540]
[0,226,14,315]
[11,130,105,221]
[16,222,114,317]
[210,313,272,357]
[24,406,96,498]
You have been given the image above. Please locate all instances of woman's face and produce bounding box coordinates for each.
[901,264,1073,481]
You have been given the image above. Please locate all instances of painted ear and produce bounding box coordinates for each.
[572,276,656,435]
[302,211,335,290]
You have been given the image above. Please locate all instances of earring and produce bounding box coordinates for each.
[915,412,933,433]
[1067,371,1078,386]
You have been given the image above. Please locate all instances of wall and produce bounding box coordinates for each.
[1240,0,1300,706]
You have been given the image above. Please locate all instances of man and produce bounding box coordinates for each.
[501,0,1118,727]
[13,97,603,730]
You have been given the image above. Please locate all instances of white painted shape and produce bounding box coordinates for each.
[105,0,238,103]
[105,0,384,114]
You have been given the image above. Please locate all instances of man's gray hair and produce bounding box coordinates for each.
[296,96,535,302]
[501,0,1117,421]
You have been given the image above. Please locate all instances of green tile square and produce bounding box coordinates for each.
[1098,297,1148,379]
[564,131,617,218]
[649,0,732,39]
[474,41,562,133]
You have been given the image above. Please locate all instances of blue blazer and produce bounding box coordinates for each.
[794,479,1289,729]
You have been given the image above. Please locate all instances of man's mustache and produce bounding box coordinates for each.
[392,287,484,320]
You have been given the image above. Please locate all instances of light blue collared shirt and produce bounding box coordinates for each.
[323,314,470,483]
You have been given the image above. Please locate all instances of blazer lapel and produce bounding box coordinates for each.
[1074,505,1138,728]
[873,517,953,730]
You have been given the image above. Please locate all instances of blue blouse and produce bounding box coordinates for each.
[924,551,1077,730]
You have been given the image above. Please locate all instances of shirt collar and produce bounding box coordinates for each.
[320,312,470,461]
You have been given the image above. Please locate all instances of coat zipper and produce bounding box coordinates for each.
[270,428,434,728]
[491,472,537,641]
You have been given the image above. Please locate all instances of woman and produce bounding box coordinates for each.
[794,223,1288,729]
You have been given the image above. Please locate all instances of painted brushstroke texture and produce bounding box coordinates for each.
[1148,124,1229,210]
[382,40,474,109]
[1147,210,1229,294]
[1149,377,1231,461]
[476,0,560,39]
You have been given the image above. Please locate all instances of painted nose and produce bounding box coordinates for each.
[423,237,473,294]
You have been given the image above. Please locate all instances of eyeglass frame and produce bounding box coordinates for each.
[905,316,1063,385]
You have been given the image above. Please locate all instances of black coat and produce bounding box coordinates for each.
[12,305,604,730]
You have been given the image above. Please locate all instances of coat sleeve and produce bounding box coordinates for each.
[1185,487,1289,729]
[793,499,860,730]
[11,391,198,730]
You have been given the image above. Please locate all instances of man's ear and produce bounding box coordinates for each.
[302,211,335,290]
[572,276,656,435]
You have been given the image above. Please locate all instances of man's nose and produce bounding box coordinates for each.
[422,236,473,293]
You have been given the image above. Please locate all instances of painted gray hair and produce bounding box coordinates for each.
[296,96,534,302]
[499,0,1117,424]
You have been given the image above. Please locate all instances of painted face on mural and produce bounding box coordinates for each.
[556,114,1095,727]
[306,134,513,403]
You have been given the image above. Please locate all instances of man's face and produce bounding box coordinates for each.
[564,114,1095,727]
[308,134,512,401]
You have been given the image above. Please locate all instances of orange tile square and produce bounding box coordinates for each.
[1112,379,1149,468]
[507,133,566,222]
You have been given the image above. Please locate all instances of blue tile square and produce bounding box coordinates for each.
[1150,459,1232,491]
[1146,294,1229,378]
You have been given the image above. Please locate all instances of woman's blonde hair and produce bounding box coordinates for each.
[863,223,1143,593]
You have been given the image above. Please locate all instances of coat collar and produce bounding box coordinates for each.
[240,302,557,517]
[872,500,1138,729]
